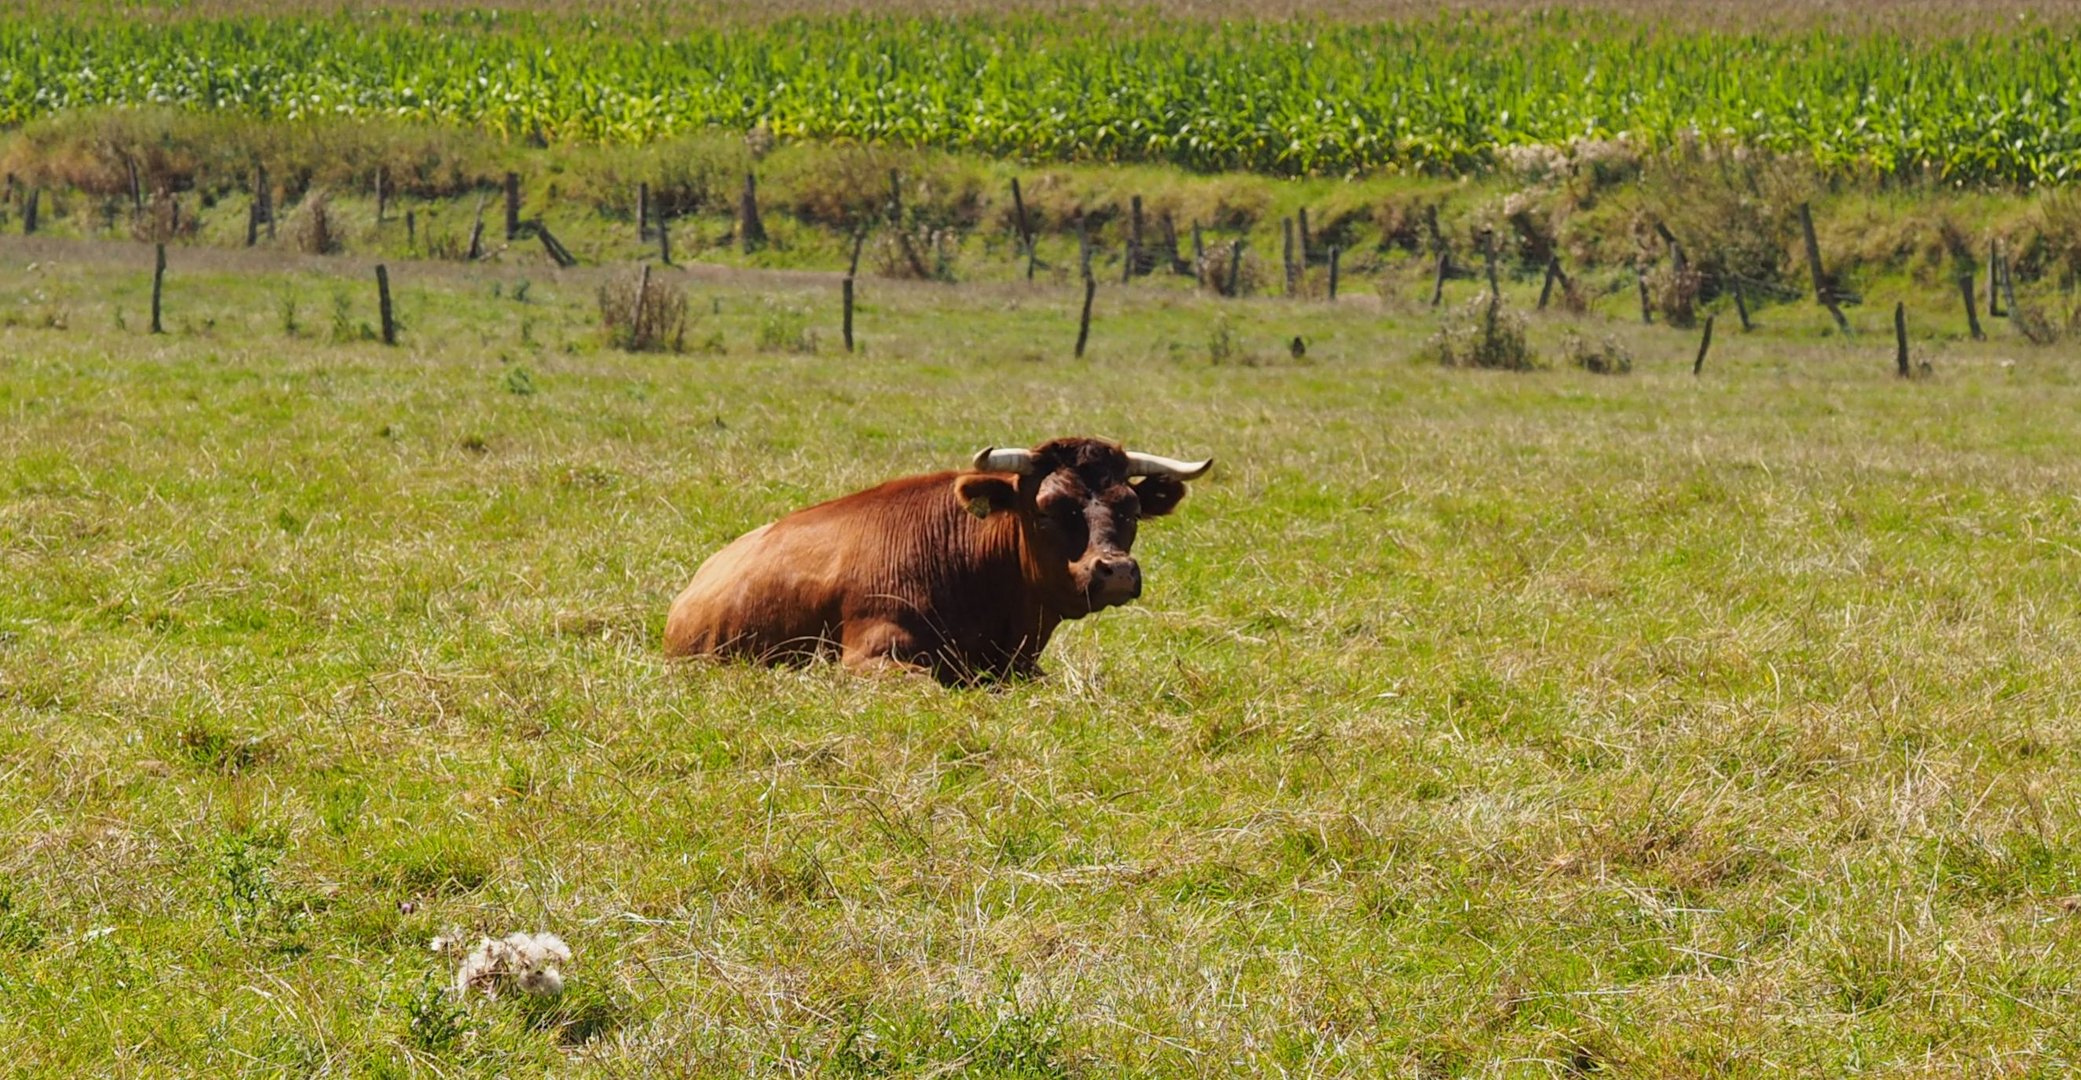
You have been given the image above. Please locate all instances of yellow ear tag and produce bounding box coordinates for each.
[965,496,993,519]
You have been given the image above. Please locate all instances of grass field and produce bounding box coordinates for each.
[5,233,2081,1075]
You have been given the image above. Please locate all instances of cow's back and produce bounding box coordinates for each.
[664,472,1008,664]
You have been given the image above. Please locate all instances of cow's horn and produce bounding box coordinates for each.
[1125,451,1213,480]
[972,447,1042,475]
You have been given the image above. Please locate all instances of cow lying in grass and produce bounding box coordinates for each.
[665,436,1211,683]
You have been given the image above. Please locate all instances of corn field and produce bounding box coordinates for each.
[3,10,2079,183]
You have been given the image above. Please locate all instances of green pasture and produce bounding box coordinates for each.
[3,240,2081,1074]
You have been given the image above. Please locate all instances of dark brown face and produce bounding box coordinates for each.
[955,437,1194,617]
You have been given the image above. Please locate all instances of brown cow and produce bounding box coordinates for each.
[664,436,1211,683]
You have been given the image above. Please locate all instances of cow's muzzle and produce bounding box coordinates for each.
[1086,554,1142,607]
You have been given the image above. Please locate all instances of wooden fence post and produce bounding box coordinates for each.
[1226,240,1243,298]
[1693,314,1714,375]
[1798,201,1851,332]
[1988,240,2006,317]
[376,264,396,346]
[22,188,38,235]
[2000,252,2020,318]
[467,195,486,261]
[1431,249,1449,307]
[406,209,417,250]
[1159,211,1185,274]
[375,166,388,223]
[1297,207,1312,267]
[1075,272,1096,359]
[630,264,650,348]
[536,222,577,268]
[1282,217,1298,296]
[1125,194,1145,282]
[255,165,273,238]
[503,171,521,241]
[1010,177,1032,257]
[1732,280,1752,331]
[658,212,673,266]
[738,172,765,252]
[637,182,651,242]
[1960,270,1985,340]
[1893,302,1910,377]
[1328,246,1341,301]
[126,154,143,216]
[1481,231,1500,296]
[1797,202,1826,302]
[1637,272,1654,324]
[841,276,855,353]
[246,200,260,247]
[150,243,165,334]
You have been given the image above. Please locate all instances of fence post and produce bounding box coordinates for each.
[255,165,273,237]
[22,188,38,235]
[375,166,388,223]
[504,171,521,241]
[1010,177,1032,257]
[376,264,396,346]
[1297,207,1312,267]
[1282,217,1297,296]
[1637,272,1654,324]
[630,264,650,348]
[1328,246,1341,301]
[739,172,765,252]
[1124,195,1144,283]
[1693,314,1714,375]
[1960,270,1985,340]
[637,182,651,242]
[1431,249,1449,307]
[841,277,855,354]
[1797,202,1826,303]
[1481,231,1500,296]
[659,212,673,266]
[1226,240,1243,298]
[2000,251,2020,318]
[150,243,166,334]
[467,195,486,261]
[1988,240,2006,317]
[246,200,260,247]
[126,154,143,216]
[406,209,417,250]
[1075,272,1096,359]
[1733,280,1752,331]
[536,222,577,268]
[1894,301,1910,377]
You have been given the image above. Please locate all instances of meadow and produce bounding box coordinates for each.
[5,231,2081,1075]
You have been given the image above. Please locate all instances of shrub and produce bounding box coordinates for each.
[1562,329,1633,374]
[1642,259,1704,327]
[754,300,818,354]
[1427,292,1538,371]
[597,271,688,352]
[1195,241,1262,296]
[293,190,341,255]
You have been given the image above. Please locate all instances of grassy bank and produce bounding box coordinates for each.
[8,109,2081,347]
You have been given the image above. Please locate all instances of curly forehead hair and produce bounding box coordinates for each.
[1030,436,1127,475]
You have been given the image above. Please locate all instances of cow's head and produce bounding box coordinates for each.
[953,437,1211,617]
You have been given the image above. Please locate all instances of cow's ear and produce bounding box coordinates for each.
[952,474,1020,518]
[1131,475,1189,517]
